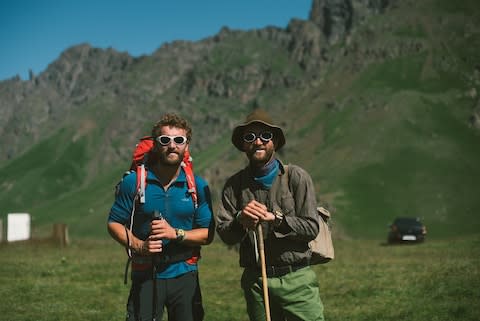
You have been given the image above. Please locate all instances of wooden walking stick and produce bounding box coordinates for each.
[256,223,272,321]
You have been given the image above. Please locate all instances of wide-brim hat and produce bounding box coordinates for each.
[231,109,286,151]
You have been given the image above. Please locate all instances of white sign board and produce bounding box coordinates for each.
[7,213,31,242]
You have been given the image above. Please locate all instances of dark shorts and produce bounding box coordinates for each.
[126,270,204,321]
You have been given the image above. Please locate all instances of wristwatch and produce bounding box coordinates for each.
[175,228,186,242]
[274,210,284,228]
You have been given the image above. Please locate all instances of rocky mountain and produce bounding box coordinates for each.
[1,0,479,239]
[0,0,393,162]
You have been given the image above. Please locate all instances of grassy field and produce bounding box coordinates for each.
[1,235,479,321]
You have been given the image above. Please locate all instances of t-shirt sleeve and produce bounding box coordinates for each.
[107,173,136,224]
[193,176,214,228]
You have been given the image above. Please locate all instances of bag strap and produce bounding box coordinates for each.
[282,165,289,193]
[269,164,291,212]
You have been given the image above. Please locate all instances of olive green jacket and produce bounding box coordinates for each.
[216,160,320,268]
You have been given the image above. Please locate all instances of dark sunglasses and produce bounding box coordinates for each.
[243,131,273,143]
[156,135,188,146]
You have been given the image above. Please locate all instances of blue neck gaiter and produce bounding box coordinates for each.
[252,158,279,189]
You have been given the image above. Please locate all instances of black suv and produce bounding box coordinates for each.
[387,217,427,244]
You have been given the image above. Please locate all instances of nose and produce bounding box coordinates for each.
[253,137,263,145]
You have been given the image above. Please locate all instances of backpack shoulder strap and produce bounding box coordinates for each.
[181,149,198,209]
[283,165,289,190]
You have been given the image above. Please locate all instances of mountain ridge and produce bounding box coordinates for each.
[1,0,479,240]
[0,0,394,163]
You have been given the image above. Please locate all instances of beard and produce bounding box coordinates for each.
[155,148,184,167]
[246,146,274,167]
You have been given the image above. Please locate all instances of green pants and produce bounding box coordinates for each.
[241,266,324,321]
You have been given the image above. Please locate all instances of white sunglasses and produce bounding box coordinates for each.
[156,135,188,146]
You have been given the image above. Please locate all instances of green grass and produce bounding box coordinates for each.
[351,53,466,94]
[0,236,478,321]
[0,128,90,212]
[330,94,480,239]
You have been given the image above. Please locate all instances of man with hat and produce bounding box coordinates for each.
[216,109,325,320]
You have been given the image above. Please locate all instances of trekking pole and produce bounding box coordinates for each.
[152,260,158,321]
[256,223,272,321]
[152,211,163,321]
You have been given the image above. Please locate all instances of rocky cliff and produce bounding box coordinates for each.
[0,0,391,162]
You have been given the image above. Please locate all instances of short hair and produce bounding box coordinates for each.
[151,113,192,142]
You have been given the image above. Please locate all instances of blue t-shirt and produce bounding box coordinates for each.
[108,168,213,279]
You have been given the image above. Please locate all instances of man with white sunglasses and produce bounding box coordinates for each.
[216,109,325,321]
[108,113,214,321]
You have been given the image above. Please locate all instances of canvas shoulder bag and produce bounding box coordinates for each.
[282,165,334,264]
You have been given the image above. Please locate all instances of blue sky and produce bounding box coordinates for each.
[0,0,312,81]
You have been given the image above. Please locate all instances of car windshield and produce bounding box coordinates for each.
[394,217,422,226]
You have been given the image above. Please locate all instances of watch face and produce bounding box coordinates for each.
[274,211,284,227]
[176,228,186,241]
